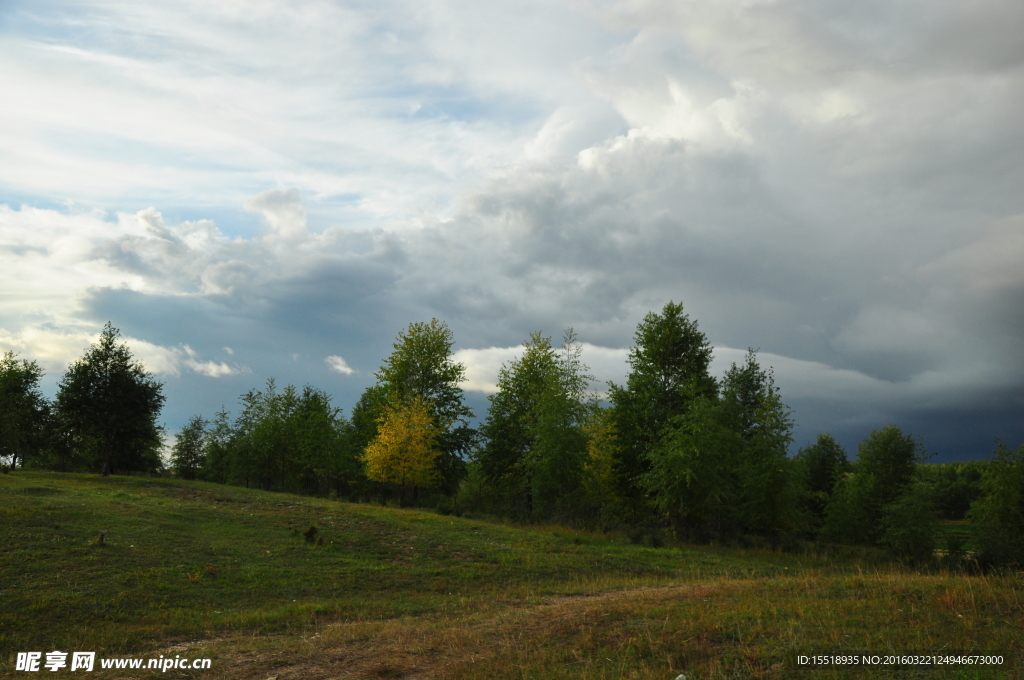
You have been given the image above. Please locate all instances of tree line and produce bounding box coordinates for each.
[1,307,1022,566]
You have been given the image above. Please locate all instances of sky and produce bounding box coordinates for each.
[1,0,1022,462]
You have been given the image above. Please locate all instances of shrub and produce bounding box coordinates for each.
[881,483,936,565]
[968,442,1024,567]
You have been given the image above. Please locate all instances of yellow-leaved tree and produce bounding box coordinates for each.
[362,395,440,503]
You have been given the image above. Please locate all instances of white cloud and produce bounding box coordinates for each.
[453,345,523,394]
[0,325,249,378]
[325,355,356,375]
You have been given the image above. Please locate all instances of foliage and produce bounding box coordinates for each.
[53,322,165,476]
[643,395,744,541]
[375,319,474,494]
[643,350,799,542]
[609,302,716,516]
[476,330,593,520]
[170,415,207,480]
[968,442,1024,567]
[819,472,874,545]
[794,433,851,529]
[720,350,800,538]
[216,380,358,496]
[581,405,622,520]
[918,461,988,520]
[880,481,937,564]
[0,351,49,470]
[198,407,234,484]
[822,426,930,546]
[363,395,441,498]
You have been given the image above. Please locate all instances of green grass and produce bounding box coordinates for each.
[2,471,1021,679]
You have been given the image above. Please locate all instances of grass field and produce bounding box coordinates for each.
[2,471,1021,679]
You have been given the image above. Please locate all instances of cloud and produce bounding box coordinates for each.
[454,343,629,396]
[325,355,356,375]
[1,0,1023,458]
[245,188,307,239]
[0,325,249,379]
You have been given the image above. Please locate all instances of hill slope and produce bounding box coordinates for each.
[1,472,1018,678]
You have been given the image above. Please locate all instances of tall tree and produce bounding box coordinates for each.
[609,302,716,514]
[643,395,744,541]
[0,351,49,470]
[477,330,592,518]
[54,323,165,476]
[171,415,207,481]
[822,426,930,545]
[643,350,799,542]
[227,379,352,495]
[374,319,474,494]
[794,433,851,528]
[720,350,799,538]
[199,407,234,484]
[968,442,1024,566]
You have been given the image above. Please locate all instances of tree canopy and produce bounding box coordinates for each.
[54,323,165,476]
[0,351,48,470]
[374,319,474,493]
[362,395,441,500]
[476,330,593,519]
[609,301,716,514]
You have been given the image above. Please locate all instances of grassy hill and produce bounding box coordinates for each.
[1,471,1019,678]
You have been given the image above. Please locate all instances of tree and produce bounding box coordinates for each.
[0,351,49,470]
[794,433,851,529]
[227,379,352,495]
[581,405,622,519]
[968,442,1024,567]
[719,350,800,539]
[171,415,207,480]
[881,482,937,564]
[199,407,234,484]
[641,349,800,542]
[54,323,165,476]
[363,395,440,503]
[642,395,744,541]
[476,330,593,518]
[375,319,474,494]
[609,302,716,515]
[822,426,930,545]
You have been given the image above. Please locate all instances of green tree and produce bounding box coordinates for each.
[881,482,937,564]
[54,323,165,476]
[642,395,744,541]
[228,380,352,495]
[794,433,851,531]
[477,330,593,519]
[642,349,799,542]
[609,302,716,516]
[720,350,800,539]
[968,442,1024,567]
[375,319,474,495]
[0,351,49,470]
[171,415,207,480]
[919,462,987,521]
[199,407,233,484]
[822,426,930,545]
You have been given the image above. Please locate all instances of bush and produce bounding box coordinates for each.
[968,442,1024,567]
[881,484,936,565]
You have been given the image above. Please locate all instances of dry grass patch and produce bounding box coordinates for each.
[192,574,1022,680]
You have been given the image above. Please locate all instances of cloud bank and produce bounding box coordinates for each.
[1,0,1022,456]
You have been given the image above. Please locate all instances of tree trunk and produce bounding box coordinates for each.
[101,440,112,476]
